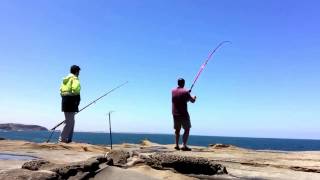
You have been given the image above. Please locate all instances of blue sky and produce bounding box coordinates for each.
[0,0,319,139]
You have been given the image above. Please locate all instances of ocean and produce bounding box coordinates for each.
[0,131,320,151]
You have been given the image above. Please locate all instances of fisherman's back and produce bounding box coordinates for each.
[172,87,191,117]
[60,73,81,112]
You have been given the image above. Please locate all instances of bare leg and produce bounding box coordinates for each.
[182,128,190,148]
[175,128,181,148]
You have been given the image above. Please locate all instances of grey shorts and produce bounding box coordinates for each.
[173,115,191,130]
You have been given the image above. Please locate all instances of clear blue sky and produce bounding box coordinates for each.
[0,0,319,139]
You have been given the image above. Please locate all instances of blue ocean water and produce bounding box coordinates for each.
[0,131,320,151]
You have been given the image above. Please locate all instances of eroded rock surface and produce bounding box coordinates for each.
[145,153,228,175]
[22,159,54,171]
[19,156,109,180]
[2,140,320,180]
[106,150,130,166]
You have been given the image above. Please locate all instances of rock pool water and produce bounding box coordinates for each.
[0,153,38,160]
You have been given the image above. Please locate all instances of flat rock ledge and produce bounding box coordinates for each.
[144,153,228,175]
[0,169,59,180]
[0,149,228,180]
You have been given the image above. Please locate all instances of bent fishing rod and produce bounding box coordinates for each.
[46,81,129,143]
[189,41,230,92]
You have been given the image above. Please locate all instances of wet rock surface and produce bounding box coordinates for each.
[145,153,228,175]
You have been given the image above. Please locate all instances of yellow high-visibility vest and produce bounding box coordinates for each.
[60,74,81,96]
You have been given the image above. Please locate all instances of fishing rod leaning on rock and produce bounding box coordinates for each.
[46,81,129,143]
[189,41,230,92]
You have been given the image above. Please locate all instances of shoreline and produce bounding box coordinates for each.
[1,131,320,151]
[2,130,320,141]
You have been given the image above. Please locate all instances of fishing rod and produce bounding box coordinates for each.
[46,81,129,143]
[189,41,230,92]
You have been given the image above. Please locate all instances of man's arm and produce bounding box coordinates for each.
[186,91,196,103]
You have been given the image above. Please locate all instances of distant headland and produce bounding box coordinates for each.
[0,123,48,131]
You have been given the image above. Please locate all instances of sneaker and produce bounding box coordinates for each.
[58,139,71,143]
[181,146,191,151]
[174,146,180,150]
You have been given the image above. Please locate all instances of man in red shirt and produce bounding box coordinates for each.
[172,78,196,151]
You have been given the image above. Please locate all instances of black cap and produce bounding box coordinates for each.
[70,65,81,74]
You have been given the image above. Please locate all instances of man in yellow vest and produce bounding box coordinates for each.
[59,65,81,143]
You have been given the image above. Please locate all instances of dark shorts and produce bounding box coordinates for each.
[173,115,191,130]
[61,95,80,112]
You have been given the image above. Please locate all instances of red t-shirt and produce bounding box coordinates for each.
[172,87,192,117]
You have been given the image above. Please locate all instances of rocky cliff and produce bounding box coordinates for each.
[0,123,48,131]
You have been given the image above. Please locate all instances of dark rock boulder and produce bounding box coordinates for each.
[22,160,53,171]
[79,158,100,172]
[22,160,79,178]
[106,150,130,166]
[46,159,100,179]
[145,153,228,175]
[94,155,109,164]
[50,165,79,179]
